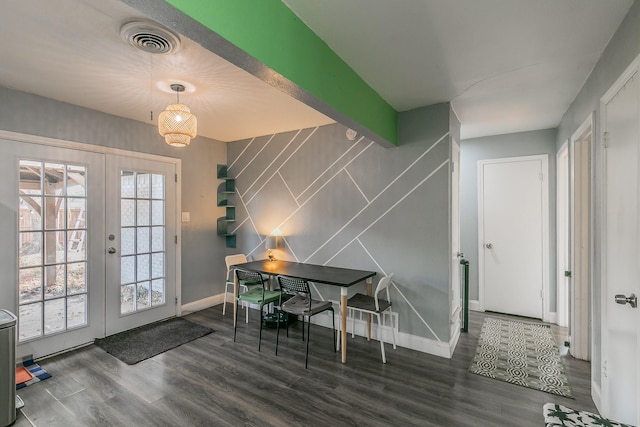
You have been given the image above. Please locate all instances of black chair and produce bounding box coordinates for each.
[234,269,280,351]
[275,275,336,368]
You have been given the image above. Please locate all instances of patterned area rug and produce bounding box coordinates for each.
[543,403,632,427]
[469,317,573,398]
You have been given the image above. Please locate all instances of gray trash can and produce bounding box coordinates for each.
[0,310,17,427]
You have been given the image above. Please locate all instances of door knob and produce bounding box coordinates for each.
[614,293,637,308]
[485,243,493,249]
[108,247,116,254]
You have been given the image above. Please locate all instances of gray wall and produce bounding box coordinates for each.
[554,0,640,392]
[227,103,456,343]
[0,86,227,305]
[460,128,557,310]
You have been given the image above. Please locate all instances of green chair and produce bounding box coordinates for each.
[233,269,280,351]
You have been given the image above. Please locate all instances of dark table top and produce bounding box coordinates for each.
[233,260,376,287]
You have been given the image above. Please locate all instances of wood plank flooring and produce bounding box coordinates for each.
[13,307,597,426]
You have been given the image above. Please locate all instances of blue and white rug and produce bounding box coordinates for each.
[469,317,573,398]
[16,359,51,390]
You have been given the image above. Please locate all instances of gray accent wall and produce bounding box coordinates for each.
[0,86,227,305]
[460,128,557,310]
[228,103,456,344]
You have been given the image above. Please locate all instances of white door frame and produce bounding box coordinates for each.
[450,138,461,337]
[569,114,594,361]
[0,130,183,329]
[477,154,550,320]
[556,141,569,328]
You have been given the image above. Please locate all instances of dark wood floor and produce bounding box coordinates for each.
[13,307,597,427]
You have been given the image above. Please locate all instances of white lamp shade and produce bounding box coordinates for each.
[265,236,278,250]
[158,103,197,147]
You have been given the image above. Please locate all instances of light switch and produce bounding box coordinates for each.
[181,212,190,222]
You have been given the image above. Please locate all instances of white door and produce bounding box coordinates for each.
[105,155,178,335]
[450,139,462,328]
[600,67,640,425]
[479,156,547,319]
[0,140,105,358]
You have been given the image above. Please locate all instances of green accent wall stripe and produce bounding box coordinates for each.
[164,0,398,145]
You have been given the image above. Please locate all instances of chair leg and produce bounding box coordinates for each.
[331,308,336,352]
[222,285,228,315]
[258,303,264,351]
[305,315,311,369]
[390,311,397,349]
[233,298,239,342]
[351,308,355,338]
[302,317,305,342]
[376,313,386,363]
[245,300,250,324]
[276,308,281,356]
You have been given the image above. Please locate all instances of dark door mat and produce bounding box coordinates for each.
[95,317,213,365]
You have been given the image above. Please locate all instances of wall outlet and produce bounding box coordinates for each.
[181,212,190,222]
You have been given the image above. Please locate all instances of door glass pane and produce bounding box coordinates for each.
[17,160,89,341]
[119,171,166,314]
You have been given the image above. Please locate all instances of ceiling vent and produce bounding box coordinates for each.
[120,20,181,55]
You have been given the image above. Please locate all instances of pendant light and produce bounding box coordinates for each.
[158,84,197,147]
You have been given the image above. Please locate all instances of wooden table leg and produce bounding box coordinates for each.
[341,287,347,363]
[366,277,372,341]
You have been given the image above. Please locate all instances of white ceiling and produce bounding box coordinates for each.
[0,0,634,142]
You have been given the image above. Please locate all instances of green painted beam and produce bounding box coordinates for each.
[164,0,398,145]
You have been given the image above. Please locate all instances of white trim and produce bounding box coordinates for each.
[469,300,482,312]
[556,141,569,328]
[547,312,558,325]
[477,155,550,320]
[569,114,594,360]
[181,293,227,315]
[592,380,602,415]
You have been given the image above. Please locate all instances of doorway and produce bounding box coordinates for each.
[0,136,180,359]
[478,155,549,319]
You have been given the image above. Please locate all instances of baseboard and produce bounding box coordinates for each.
[592,380,602,414]
[469,300,482,312]
[183,294,454,359]
[545,311,558,325]
[181,293,227,314]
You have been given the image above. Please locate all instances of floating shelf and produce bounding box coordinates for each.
[216,164,236,248]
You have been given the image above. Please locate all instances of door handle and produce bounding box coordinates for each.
[614,293,637,308]
[485,243,493,249]
[108,247,117,254]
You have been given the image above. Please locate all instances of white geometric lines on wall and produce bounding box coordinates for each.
[243,127,318,204]
[295,136,366,204]
[308,132,449,263]
[345,168,369,203]
[235,133,275,179]
[356,239,442,342]
[241,129,304,200]
[228,136,255,170]
[279,170,300,207]
[273,141,373,233]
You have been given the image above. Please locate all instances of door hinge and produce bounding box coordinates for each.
[175,296,178,305]
[602,131,609,149]
[175,173,178,183]
[175,235,178,244]
[564,270,572,278]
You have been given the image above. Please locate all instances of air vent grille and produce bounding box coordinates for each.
[120,21,180,55]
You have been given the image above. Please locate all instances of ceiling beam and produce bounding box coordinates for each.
[124,0,397,146]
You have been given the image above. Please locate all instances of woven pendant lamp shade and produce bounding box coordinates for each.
[158,103,197,147]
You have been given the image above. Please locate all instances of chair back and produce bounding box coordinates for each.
[374,274,394,311]
[225,254,248,281]
[276,275,311,296]
[235,269,265,287]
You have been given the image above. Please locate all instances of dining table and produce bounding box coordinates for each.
[232,259,377,363]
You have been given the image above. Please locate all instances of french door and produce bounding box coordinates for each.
[105,155,177,335]
[0,137,178,359]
